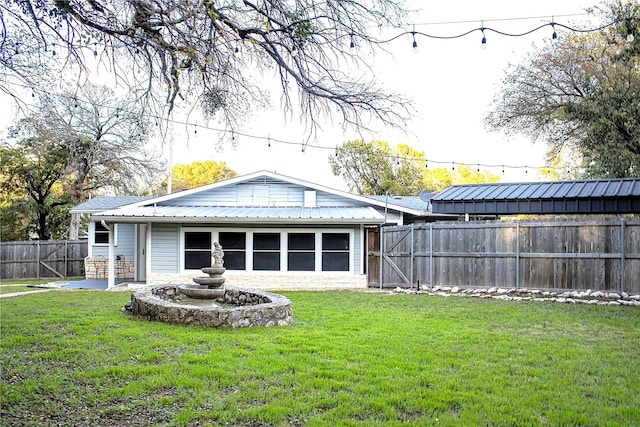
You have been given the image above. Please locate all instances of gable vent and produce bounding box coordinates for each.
[304,190,317,207]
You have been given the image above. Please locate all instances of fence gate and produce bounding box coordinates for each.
[367,225,416,289]
[38,241,69,278]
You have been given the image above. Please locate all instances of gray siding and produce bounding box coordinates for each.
[150,223,179,273]
[91,224,136,258]
[114,224,135,260]
[159,180,372,208]
[353,227,362,273]
[315,191,369,207]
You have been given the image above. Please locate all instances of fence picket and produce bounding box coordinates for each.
[368,219,640,293]
[1,240,88,280]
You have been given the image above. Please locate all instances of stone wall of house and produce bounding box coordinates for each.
[146,272,367,290]
[85,257,135,280]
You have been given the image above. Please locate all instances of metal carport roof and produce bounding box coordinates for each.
[431,178,640,215]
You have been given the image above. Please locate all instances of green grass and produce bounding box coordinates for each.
[0,286,36,295]
[1,290,639,426]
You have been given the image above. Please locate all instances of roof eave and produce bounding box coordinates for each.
[92,215,385,224]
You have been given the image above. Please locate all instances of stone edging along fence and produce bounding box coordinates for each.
[390,286,640,307]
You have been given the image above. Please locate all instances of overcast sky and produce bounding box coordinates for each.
[166,0,600,190]
[2,1,601,191]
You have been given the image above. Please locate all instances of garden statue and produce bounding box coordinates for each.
[212,241,224,266]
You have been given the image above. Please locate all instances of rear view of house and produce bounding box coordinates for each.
[71,171,436,289]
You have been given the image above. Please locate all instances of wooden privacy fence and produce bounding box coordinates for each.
[367,219,640,293]
[0,240,88,280]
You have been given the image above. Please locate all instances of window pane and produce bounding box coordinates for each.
[95,232,109,244]
[224,252,246,270]
[94,222,109,244]
[253,252,280,270]
[254,233,280,250]
[185,232,211,249]
[322,233,349,250]
[288,252,315,271]
[322,253,349,271]
[219,232,246,249]
[288,233,315,250]
[185,251,211,270]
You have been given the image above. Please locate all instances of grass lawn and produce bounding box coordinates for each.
[0,280,54,295]
[0,286,36,295]
[1,290,639,426]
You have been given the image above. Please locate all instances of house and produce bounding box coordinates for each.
[71,171,443,289]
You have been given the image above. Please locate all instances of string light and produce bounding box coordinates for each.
[377,16,619,51]
[349,34,355,49]
[21,91,574,175]
[17,90,576,175]
[411,24,417,49]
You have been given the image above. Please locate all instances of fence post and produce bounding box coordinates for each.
[410,224,415,289]
[620,219,626,294]
[64,240,68,278]
[36,240,41,279]
[429,223,433,289]
[379,226,383,289]
[515,222,520,290]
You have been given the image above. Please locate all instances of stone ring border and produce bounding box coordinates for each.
[129,285,293,328]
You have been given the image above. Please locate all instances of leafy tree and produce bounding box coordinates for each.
[329,140,425,196]
[0,188,32,241]
[0,119,71,240]
[538,148,583,181]
[486,0,640,178]
[423,165,501,193]
[329,140,500,195]
[171,161,237,191]
[1,0,411,135]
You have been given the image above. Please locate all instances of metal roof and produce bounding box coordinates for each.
[92,205,385,224]
[70,196,151,213]
[362,195,431,213]
[432,178,640,215]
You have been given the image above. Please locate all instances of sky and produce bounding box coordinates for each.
[1,0,601,192]
[164,0,600,190]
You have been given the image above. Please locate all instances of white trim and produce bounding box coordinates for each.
[90,221,118,247]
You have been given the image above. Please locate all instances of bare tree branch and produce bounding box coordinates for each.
[1,0,413,140]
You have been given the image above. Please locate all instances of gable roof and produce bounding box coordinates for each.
[69,196,151,214]
[431,178,640,215]
[88,205,384,224]
[74,171,429,217]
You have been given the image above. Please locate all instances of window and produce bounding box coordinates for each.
[184,232,211,270]
[94,222,110,244]
[322,233,350,271]
[219,232,246,270]
[253,233,280,271]
[288,233,315,271]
